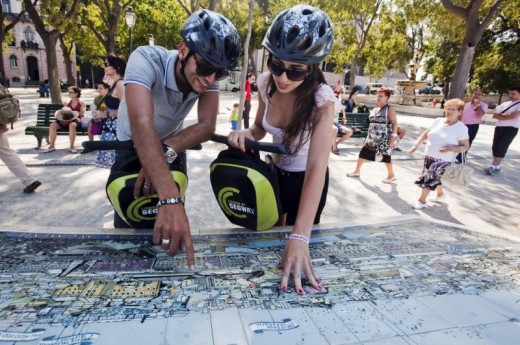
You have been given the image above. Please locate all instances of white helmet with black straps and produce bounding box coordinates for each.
[182,9,241,70]
[263,5,334,65]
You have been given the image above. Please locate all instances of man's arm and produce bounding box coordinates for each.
[493,110,520,121]
[163,91,218,151]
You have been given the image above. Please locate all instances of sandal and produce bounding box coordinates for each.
[347,172,360,177]
[382,177,397,183]
[331,149,340,155]
[42,147,55,153]
[69,148,78,153]
[23,181,41,193]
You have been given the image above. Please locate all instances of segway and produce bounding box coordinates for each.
[209,134,291,231]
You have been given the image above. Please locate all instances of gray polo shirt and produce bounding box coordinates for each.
[117,45,219,141]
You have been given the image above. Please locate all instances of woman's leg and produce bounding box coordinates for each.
[69,122,77,149]
[418,187,430,204]
[348,158,365,176]
[384,162,395,179]
[48,123,58,149]
[87,120,94,141]
[435,184,444,198]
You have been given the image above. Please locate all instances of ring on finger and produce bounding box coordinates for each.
[162,238,170,244]
[144,182,151,188]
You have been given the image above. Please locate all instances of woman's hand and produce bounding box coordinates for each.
[279,238,325,295]
[408,144,417,155]
[227,128,255,152]
[389,133,399,148]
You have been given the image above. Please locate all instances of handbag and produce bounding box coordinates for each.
[442,147,473,187]
[91,120,103,135]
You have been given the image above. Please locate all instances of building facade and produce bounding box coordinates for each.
[2,0,74,87]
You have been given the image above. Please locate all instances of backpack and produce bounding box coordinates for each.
[210,148,281,231]
[0,85,20,129]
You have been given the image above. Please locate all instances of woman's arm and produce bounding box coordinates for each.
[388,106,399,145]
[280,100,334,294]
[409,129,429,154]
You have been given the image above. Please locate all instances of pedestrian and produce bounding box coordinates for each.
[347,87,399,183]
[409,99,469,209]
[110,9,240,271]
[0,124,41,193]
[242,73,255,129]
[485,86,520,175]
[333,79,343,99]
[456,89,488,162]
[227,4,334,294]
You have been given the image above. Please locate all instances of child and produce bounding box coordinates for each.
[229,103,239,130]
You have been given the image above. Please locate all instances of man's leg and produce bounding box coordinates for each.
[0,134,40,189]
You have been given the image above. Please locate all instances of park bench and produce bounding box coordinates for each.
[24,103,89,149]
[338,112,370,138]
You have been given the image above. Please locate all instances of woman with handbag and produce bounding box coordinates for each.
[347,87,399,183]
[409,99,469,209]
[227,5,335,294]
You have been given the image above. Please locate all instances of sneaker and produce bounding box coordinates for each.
[412,201,427,210]
[485,166,500,175]
[429,194,445,203]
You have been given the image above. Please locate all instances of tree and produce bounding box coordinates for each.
[23,0,82,103]
[82,0,133,56]
[0,6,25,86]
[440,0,506,99]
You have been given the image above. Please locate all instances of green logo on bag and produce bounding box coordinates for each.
[217,187,255,218]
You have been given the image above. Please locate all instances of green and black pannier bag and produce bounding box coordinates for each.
[210,148,281,231]
[106,170,188,229]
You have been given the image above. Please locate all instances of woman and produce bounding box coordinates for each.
[228,5,334,294]
[45,86,86,153]
[409,99,469,209]
[95,55,126,168]
[344,85,362,113]
[347,87,399,183]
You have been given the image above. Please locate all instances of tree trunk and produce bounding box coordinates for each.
[447,35,477,99]
[43,34,63,104]
[237,0,255,129]
[59,36,75,84]
[0,39,5,86]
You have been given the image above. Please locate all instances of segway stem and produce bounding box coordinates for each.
[211,134,291,155]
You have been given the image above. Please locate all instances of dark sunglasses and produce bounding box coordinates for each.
[192,54,229,81]
[267,57,309,81]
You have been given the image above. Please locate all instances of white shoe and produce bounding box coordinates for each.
[429,194,445,203]
[412,201,427,210]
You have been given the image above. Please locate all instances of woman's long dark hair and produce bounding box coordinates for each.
[266,63,327,156]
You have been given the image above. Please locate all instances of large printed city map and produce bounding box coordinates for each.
[0,220,519,345]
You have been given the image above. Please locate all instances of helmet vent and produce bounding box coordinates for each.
[287,27,299,45]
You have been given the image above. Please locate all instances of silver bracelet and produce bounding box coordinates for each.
[288,233,310,244]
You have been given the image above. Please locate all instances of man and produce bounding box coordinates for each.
[486,86,520,175]
[242,73,255,129]
[457,89,488,162]
[0,124,41,193]
[111,10,240,270]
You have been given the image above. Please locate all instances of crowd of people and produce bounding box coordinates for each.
[1,5,519,295]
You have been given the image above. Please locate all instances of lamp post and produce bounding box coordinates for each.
[125,7,136,55]
[148,34,155,46]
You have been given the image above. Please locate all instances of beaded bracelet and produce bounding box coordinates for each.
[156,197,184,208]
[288,233,310,244]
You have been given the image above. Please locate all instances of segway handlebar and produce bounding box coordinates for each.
[82,141,202,150]
[211,134,292,155]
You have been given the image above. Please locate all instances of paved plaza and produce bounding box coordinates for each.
[0,87,519,344]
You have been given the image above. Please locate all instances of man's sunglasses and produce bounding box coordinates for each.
[267,57,309,81]
[192,54,229,81]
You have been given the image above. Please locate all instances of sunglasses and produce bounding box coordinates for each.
[192,54,229,81]
[267,57,308,81]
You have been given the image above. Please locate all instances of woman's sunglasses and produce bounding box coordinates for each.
[192,54,229,81]
[267,58,308,81]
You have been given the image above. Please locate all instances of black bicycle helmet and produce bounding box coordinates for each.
[263,5,334,65]
[181,10,241,70]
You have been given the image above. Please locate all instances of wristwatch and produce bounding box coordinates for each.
[163,145,177,164]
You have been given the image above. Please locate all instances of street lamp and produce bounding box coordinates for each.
[148,34,155,46]
[125,7,136,55]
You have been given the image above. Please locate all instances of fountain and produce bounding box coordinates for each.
[397,58,428,106]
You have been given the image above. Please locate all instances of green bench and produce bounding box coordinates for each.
[338,112,370,138]
[24,103,89,149]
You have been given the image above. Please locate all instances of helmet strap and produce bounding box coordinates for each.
[179,50,196,94]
